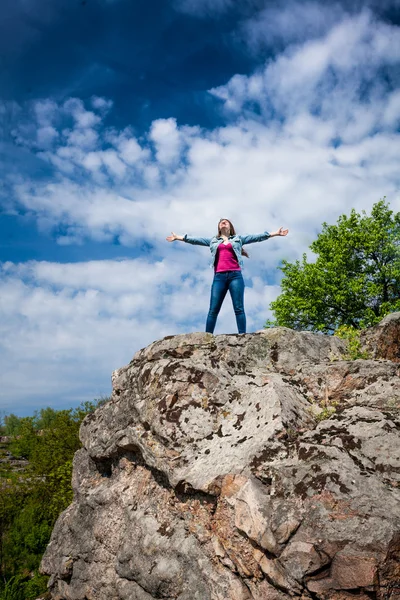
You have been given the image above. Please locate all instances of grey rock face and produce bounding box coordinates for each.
[41,322,400,599]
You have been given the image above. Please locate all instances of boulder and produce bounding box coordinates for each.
[41,323,400,599]
[360,311,400,363]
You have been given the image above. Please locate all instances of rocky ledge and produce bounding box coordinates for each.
[41,315,400,600]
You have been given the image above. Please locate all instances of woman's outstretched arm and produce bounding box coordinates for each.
[240,227,288,245]
[166,232,212,246]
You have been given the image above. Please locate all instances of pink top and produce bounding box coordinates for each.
[215,243,241,272]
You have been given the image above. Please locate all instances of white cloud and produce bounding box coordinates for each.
[65,127,99,150]
[63,97,101,129]
[10,83,400,254]
[37,126,59,148]
[100,149,127,177]
[34,99,59,127]
[211,11,400,139]
[150,118,182,165]
[91,96,113,113]
[116,135,150,166]
[383,90,400,127]
[82,151,103,172]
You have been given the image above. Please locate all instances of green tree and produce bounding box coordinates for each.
[36,407,58,430]
[3,415,22,437]
[267,200,400,333]
[8,418,37,459]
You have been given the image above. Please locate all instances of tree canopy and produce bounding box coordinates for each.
[267,200,400,333]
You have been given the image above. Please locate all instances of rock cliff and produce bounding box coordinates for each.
[41,315,400,600]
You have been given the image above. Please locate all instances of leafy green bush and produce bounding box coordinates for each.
[0,572,49,600]
[334,324,370,360]
[0,575,26,600]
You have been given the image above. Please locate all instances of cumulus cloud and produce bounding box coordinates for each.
[211,11,400,141]
[91,96,113,113]
[63,98,101,129]
[150,118,182,165]
[36,126,59,149]
[34,99,59,127]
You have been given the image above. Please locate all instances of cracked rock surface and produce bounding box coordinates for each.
[41,317,400,599]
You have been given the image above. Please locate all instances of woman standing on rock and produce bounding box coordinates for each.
[166,218,288,334]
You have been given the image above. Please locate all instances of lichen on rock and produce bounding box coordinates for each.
[41,315,400,599]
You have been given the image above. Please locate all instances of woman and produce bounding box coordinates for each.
[166,218,288,334]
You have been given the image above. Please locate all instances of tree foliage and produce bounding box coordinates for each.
[0,397,109,599]
[267,200,400,333]
[3,415,23,437]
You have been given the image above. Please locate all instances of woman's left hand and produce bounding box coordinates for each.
[271,227,289,237]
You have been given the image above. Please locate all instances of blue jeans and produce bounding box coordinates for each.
[206,271,246,334]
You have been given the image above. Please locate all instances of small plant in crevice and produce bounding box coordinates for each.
[309,385,339,422]
[315,405,337,422]
[334,324,370,360]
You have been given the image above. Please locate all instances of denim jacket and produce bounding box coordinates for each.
[183,231,271,269]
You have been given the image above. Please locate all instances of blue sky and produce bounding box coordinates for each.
[1,0,400,415]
